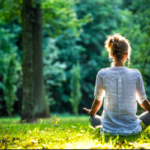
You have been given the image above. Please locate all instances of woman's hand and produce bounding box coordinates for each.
[83,108,92,116]
[83,99,102,117]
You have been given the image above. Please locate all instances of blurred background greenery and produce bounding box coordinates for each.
[0,0,149,118]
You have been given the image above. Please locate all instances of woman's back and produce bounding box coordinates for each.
[84,33,150,136]
[95,66,146,135]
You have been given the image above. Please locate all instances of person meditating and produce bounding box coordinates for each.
[83,33,150,136]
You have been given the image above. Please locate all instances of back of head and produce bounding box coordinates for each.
[105,33,131,65]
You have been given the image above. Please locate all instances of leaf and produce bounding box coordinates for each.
[0,144,3,148]
[12,137,20,142]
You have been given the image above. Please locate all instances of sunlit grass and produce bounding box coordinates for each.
[0,115,150,149]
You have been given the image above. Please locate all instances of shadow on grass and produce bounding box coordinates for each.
[88,124,150,149]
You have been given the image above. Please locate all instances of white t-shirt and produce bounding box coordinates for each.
[94,66,147,136]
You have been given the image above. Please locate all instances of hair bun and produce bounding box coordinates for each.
[114,38,118,42]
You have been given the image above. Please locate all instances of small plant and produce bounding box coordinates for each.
[70,62,82,116]
[50,115,59,127]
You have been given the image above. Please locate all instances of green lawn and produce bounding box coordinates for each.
[0,115,150,149]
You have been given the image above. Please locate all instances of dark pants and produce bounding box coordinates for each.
[89,111,150,129]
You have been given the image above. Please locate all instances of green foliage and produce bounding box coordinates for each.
[43,38,66,106]
[3,54,19,116]
[0,0,22,23]
[116,0,150,100]
[70,63,82,116]
[42,0,89,37]
[0,24,21,116]
[42,0,87,112]
[75,0,124,109]
[0,116,150,149]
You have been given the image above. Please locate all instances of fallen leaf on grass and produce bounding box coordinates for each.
[2,135,9,139]
[22,139,37,148]
[0,144,3,148]
[68,129,71,132]
[12,137,20,142]
[1,138,8,144]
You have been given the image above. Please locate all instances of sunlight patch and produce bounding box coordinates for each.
[64,140,112,149]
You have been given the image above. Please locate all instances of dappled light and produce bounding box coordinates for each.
[1,116,150,149]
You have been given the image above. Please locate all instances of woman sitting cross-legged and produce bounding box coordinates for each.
[83,33,150,136]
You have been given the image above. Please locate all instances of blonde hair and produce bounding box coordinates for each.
[105,33,131,66]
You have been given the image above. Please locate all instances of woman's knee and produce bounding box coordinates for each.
[89,115,101,127]
[139,111,150,127]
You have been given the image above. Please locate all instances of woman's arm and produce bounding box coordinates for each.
[140,99,150,112]
[83,70,104,116]
[83,99,102,116]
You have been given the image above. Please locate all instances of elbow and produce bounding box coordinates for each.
[140,99,150,112]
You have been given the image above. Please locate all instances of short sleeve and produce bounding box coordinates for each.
[136,70,147,104]
[94,70,105,101]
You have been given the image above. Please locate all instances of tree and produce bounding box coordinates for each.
[21,0,49,122]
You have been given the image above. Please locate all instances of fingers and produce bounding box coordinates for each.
[83,108,88,111]
[83,108,91,116]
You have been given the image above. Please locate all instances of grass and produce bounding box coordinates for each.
[0,115,150,149]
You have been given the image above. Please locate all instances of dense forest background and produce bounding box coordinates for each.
[0,0,150,117]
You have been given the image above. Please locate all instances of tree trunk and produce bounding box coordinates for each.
[21,0,37,122]
[21,0,50,122]
[32,2,50,118]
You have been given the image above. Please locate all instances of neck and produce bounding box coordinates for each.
[113,61,125,66]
